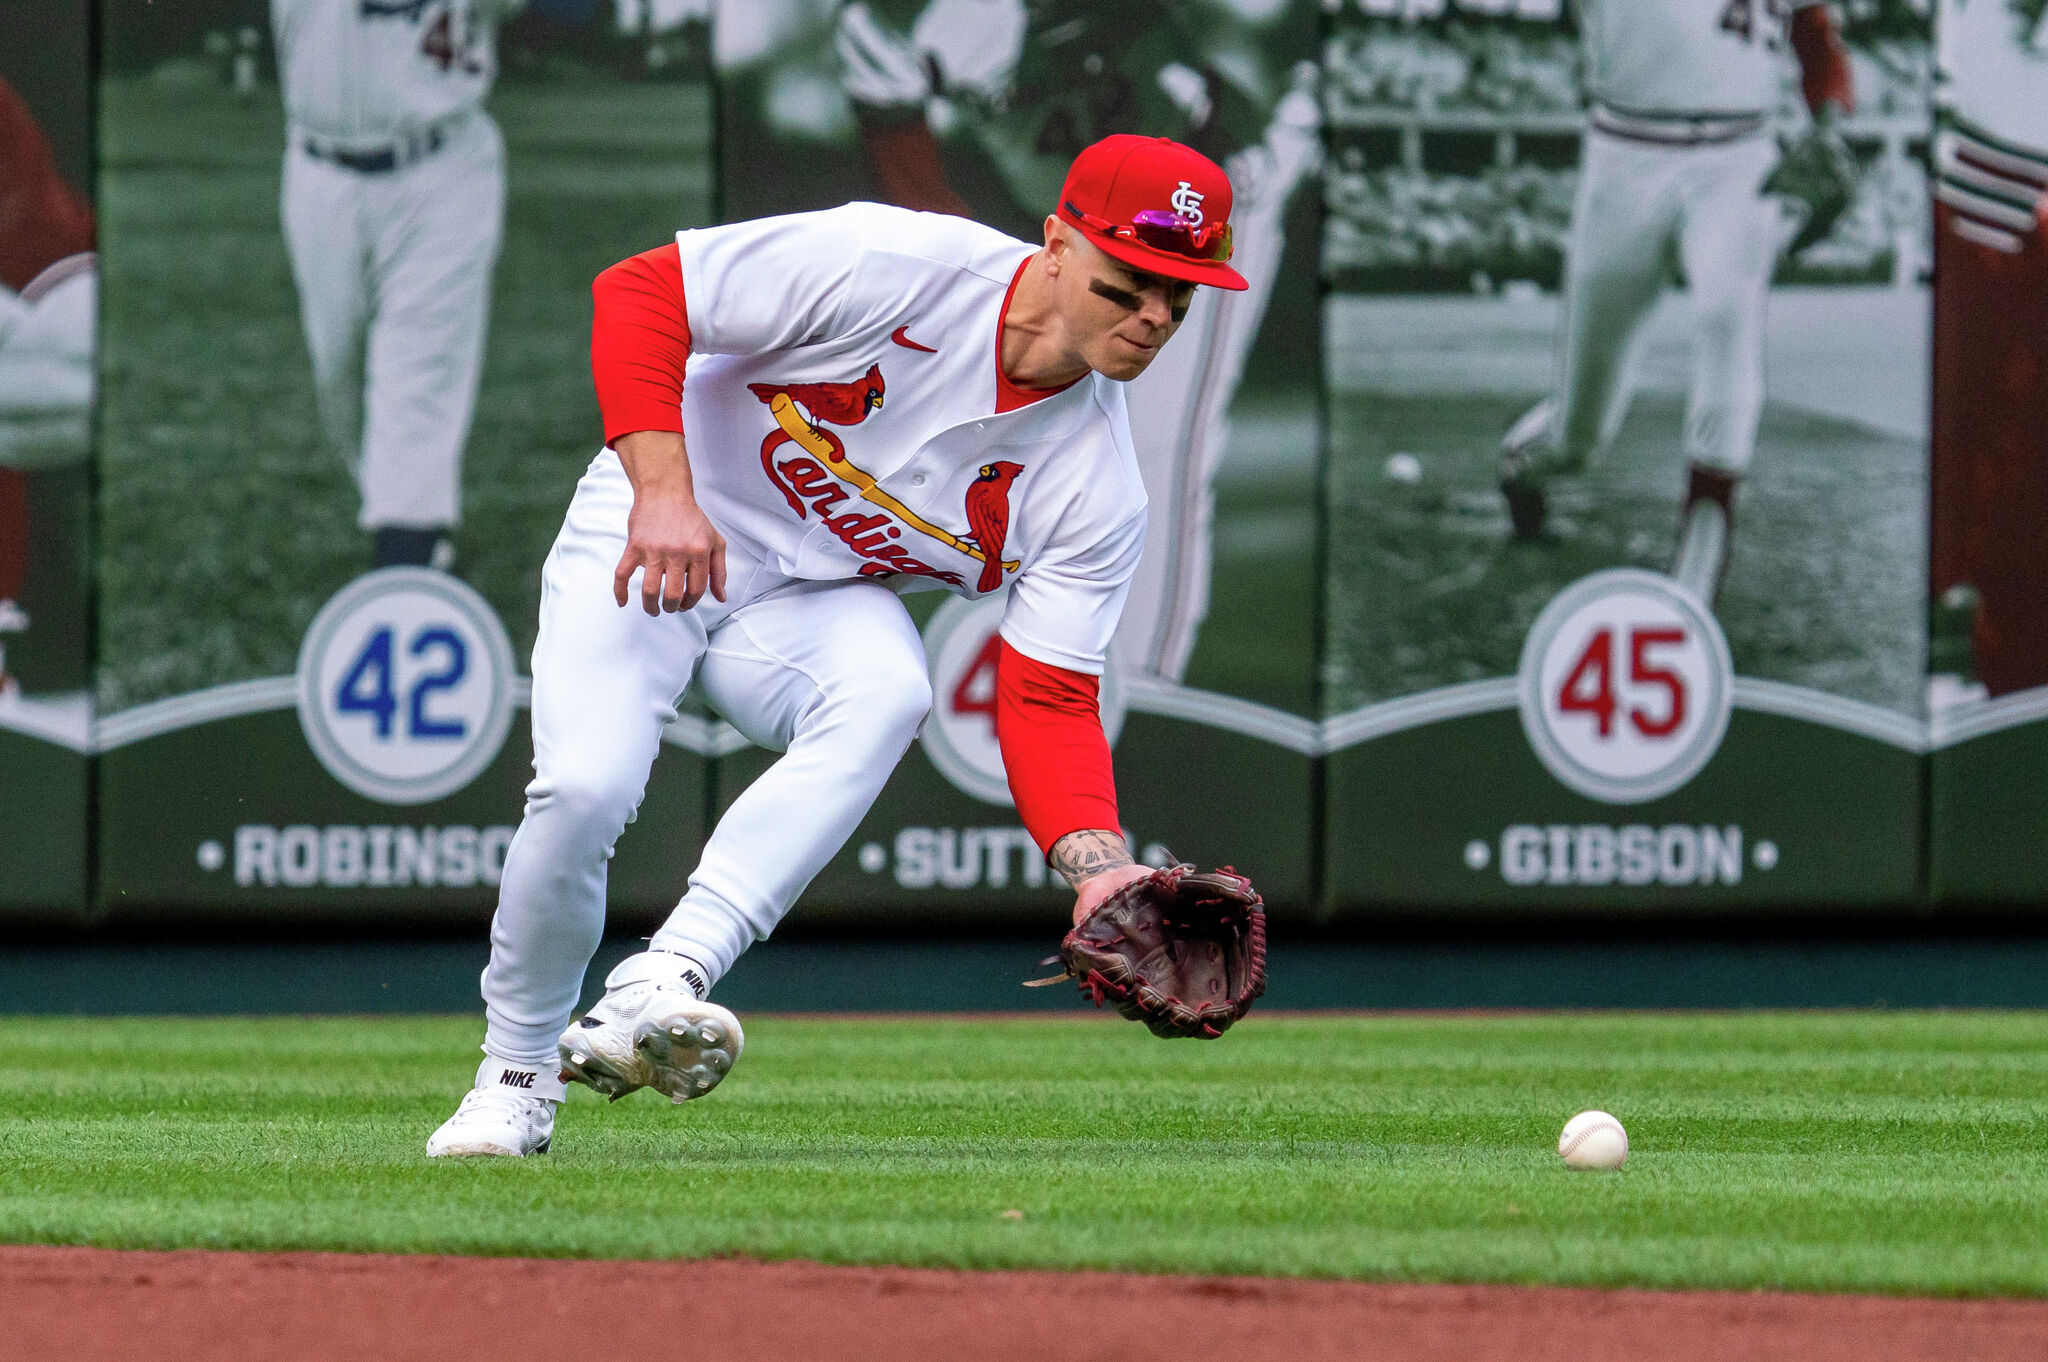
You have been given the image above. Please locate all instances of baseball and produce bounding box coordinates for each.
[1558,1110,1628,1170]
[1384,451,1423,484]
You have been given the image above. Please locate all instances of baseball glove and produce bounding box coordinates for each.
[1762,123,1859,258]
[1027,864,1266,1039]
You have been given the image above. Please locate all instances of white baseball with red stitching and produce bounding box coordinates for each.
[1558,1110,1629,1170]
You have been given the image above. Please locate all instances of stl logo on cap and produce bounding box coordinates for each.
[1057,135,1248,292]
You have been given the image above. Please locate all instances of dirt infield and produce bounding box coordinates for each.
[7,1245,2047,1362]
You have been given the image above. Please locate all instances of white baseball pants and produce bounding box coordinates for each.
[1114,85,1321,683]
[1543,128,1783,476]
[280,111,504,532]
[480,450,933,1066]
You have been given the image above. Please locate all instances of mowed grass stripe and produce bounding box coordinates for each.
[1,1014,2044,1294]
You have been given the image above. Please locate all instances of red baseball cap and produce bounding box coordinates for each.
[1055,135,1248,291]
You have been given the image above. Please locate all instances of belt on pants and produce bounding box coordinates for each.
[1590,105,1768,148]
[301,123,449,174]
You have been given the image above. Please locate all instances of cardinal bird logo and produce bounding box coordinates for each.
[964,461,1025,593]
[749,364,885,455]
[749,360,1025,590]
[750,365,887,509]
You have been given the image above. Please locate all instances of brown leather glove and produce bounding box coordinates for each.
[1031,865,1266,1039]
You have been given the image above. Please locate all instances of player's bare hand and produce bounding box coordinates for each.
[612,430,728,615]
[615,493,727,615]
[1071,862,1153,925]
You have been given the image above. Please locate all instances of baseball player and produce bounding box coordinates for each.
[427,135,1249,1157]
[1928,0,2048,702]
[271,0,519,571]
[1498,0,1854,608]
[833,0,1320,683]
[0,75,94,699]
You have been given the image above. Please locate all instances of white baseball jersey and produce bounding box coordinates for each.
[270,0,506,141]
[673,202,1148,675]
[1578,0,1826,117]
[1939,0,2048,156]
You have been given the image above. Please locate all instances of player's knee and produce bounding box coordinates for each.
[523,767,643,847]
[821,658,932,752]
[1691,294,1755,351]
[891,668,936,738]
[866,661,934,743]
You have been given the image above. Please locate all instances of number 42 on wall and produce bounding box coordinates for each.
[336,625,470,740]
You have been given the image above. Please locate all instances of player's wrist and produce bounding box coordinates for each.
[615,430,698,496]
[1051,829,1136,888]
[1055,831,1149,927]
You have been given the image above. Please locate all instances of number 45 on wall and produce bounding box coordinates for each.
[1558,626,1688,740]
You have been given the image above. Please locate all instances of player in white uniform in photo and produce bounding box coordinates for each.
[426,135,1250,1157]
[833,0,1321,683]
[1499,0,1854,607]
[271,0,520,570]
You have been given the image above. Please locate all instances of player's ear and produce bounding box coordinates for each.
[1043,216,1067,275]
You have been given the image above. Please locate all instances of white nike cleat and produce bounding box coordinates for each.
[558,953,743,1105]
[426,1058,563,1158]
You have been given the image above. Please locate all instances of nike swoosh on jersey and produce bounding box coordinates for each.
[890,325,938,354]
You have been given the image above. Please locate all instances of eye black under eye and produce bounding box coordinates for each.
[1089,280,1141,310]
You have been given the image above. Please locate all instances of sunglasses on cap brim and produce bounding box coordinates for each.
[1063,201,1234,264]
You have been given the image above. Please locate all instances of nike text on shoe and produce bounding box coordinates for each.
[558,965,744,1106]
[426,1058,564,1158]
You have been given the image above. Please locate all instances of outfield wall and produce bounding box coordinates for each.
[0,0,94,921]
[1,0,2040,925]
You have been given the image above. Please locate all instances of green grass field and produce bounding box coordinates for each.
[4,1012,2045,1295]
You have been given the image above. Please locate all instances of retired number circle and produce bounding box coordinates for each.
[1517,569,1733,804]
[919,593,1124,806]
[296,567,517,805]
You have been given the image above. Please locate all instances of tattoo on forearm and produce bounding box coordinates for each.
[1050,829,1134,889]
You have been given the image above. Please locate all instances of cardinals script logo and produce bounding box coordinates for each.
[750,366,1023,592]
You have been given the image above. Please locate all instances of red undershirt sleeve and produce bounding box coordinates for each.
[591,242,691,448]
[994,638,1121,859]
